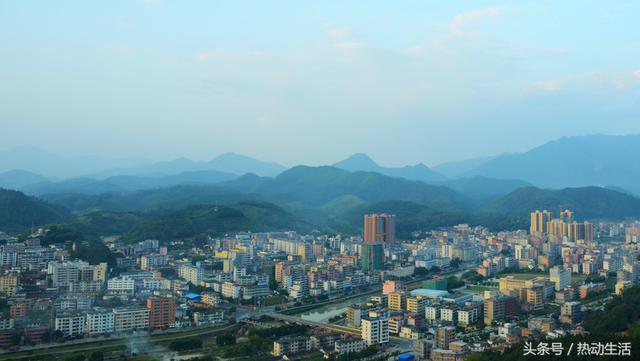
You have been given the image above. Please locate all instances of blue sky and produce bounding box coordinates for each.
[1,1,639,166]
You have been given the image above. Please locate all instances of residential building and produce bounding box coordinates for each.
[361,315,389,345]
[364,213,396,243]
[147,296,176,329]
[113,306,149,332]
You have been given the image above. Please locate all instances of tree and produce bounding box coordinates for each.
[216,333,236,346]
[450,257,462,269]
[89,351,104,361]
[268,278,278,290]
[414,267,429,276]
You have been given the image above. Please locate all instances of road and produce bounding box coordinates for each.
[0,323,238,361]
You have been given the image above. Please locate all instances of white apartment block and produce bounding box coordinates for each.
[86,308,115,335]
[107,276,135,294]
[361,316,389,345]
[221,281,242,299]
[178,264,203,285]
[457,308,478,326]
[55,313,86,337]
[112,307,149,332]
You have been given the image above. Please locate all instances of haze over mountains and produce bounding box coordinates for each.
[2,134,638,193]
[1,134,640,238]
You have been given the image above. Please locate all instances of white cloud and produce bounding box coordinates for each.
[634,69,640,79]
[327,26,350,40]
[320,17,366,50]
[196,50,266,62]
[257,115,276,127]
[335,42,366,50]
[533,79,561,92]
[450,6,505,36]
[406,45,427,56]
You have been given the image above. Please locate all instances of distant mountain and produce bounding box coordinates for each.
[0,147,147,178]
[124,201,309,241]
[0,189,69,231]
[97,152,286,178]
[220,166,472,211]
[207,152,286,177]
[342,200,467,238]
[482,186,640,220]
[41,185,263,212]
[20,170,238,196]
[463,134,640,194]
[0,170,50,189]
[333,153,446,183]
[439,176,531,201]
[106,170,238,190]
[433,155,500,178]
[22,178,125,196]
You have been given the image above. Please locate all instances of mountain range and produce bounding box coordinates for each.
[332,153,446,183]
[2,134,640,239]
[3,134,639,195]
[461,134,640,194]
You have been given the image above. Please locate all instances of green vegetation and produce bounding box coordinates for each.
[446,276,465,291]
[481,186,640,220]
[0,188,68,232]
[466,286,640,361]
[168,336,203,351]
[4,165,640,241]
[215,333,236,346]
[212,324,308,360]
[125,202,309,241]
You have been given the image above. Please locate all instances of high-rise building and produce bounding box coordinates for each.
[435,326,456,349]
[484,296,505,324]
[406,296,427,314]
[549,266,571,291]
[361,315,389,345]
[382,280,402,295]
[360,243,384,273]
[364,214,396,243]
[530,210,552,235]
[547,219,566,240]
[413,339,434,361]
[560,209,575,223]
[147,296,176,329]
[274,261,285,283]
[297,243,312,262]
[560,301,582,324]
[387,292,405,311]
[567,221,593,242]
[113,306,149,332]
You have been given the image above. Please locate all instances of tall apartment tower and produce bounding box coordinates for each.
[530,210,552,235]
[147,296,176,329]
[364,214,396,243]
[560,209,575,223]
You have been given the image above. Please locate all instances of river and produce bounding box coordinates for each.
[298,293,374,323]
[297,267,472,323]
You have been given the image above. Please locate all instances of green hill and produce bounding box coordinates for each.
[482,186,640,220]
[124,201,309,241]
[342,200,468,238]
[0,189,69,231]
[221,166,474,212]
[41,185,264,212]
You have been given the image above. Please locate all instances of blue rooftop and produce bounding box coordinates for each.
[409,289,449,298]
[185,292,201,300]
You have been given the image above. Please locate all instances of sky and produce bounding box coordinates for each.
[1,1,640,167]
